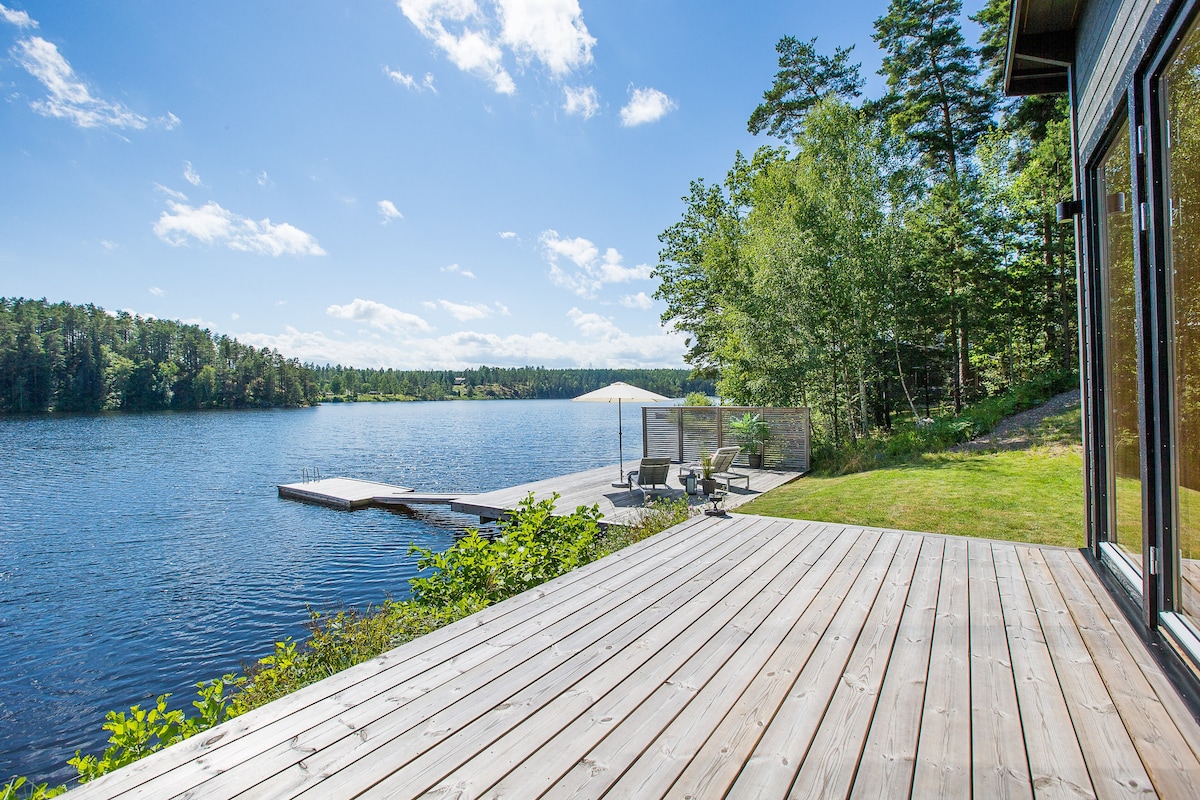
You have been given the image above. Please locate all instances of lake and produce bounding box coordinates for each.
[0,399,651,785]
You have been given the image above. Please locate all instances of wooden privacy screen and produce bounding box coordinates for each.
[642,406,810,472]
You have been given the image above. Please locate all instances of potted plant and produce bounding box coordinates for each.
[729,412,770,468]
[699,452,717,496]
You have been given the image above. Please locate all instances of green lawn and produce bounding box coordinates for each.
[741,409,1086,547]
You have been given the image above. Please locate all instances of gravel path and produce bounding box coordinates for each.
[951,389,1082,452]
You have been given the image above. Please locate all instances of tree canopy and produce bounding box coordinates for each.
[655,0,1077,456]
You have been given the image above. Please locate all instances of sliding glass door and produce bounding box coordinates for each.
[1098,124,1144,577]
[1161,13,1200,629]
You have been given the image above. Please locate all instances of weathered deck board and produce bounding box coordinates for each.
[66,517,1200,800]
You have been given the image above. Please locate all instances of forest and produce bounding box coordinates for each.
[0,298,714,413]
[0,298,321,412]
[311,364,713,401]
[654,0,1078,453]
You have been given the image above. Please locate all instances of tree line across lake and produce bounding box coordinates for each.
[0,298,713,413]
[0,298,321,413]
[313,364,714,402]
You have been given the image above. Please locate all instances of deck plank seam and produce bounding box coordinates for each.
[190,519,783,799]
[591,527,889,799]
[84,517,755,800]
[497,523,861,800]
[716,532,905,798]
[846,534,945,800]
[405,520,833,798]
[228,517,794,799]
[785,532,927,800]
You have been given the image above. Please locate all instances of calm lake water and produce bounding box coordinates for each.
[0,399,651,785]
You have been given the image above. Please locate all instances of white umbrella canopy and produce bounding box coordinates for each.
[573,382,670,486]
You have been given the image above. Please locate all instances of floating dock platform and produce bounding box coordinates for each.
[277,478,468,511]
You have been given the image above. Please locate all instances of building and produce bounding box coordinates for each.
[1008,0,1200,674]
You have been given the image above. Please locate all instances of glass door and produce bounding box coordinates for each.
[1161,13,1200,629]
[1098,125,1145,577]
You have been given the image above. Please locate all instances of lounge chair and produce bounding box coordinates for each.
[629,457,673,502]
[709,446,751,491]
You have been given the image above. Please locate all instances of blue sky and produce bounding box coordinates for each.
[0,1,984,369]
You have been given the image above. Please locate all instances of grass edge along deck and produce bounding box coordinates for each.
[64,514,1200,799]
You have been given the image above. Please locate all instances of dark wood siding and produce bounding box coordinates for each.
[1076,0,1174,158]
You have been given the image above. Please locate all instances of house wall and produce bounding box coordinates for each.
[1076,0,1173,157]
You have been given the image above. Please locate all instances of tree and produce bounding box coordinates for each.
[747,37,864,141]
[873,0,995,412]
[874,0,994,183]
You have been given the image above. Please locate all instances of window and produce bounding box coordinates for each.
[1098,125,1144,572]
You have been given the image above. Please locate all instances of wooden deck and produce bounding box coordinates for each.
[65,515,1200,799]
[452,464,802,526]
[279,465,802,527]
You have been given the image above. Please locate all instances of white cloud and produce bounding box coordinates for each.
[153,200,326,256]
[620,86,677,127]
[153,183,188,201]
[398,0,594,95]
[398,0,515,94]
[11,36,160,130]
[378,199,404,224]
[562,85,598,119]
[237,312,685,369]
[0,3,37,28]
[494,301,511,316]
[498,230,517,239]
[435,299,492,321]
[441,263,476,279]
[231,312,240,321]
[386,66,436,92]
[498,0,594,76]
[256,170,271,187]
[540,229,653,297]
[149,286,165,297]
[162,112,181,130]
[99,240,117,251]
[621,291,654,310]
[326,298,432,333]
[183,161,202,186]
[541,230,597,268]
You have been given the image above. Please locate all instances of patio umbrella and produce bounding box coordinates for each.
[573,381,670,487]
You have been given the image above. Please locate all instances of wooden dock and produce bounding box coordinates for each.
[64,514,1200,799]
[451,464,802,526]
[277,478,468,511]
[279,465,802,527]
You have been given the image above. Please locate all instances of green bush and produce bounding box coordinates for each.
[1,777,65,800]
[410,493,602,607]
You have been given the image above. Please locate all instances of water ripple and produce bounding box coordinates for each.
[0,399,647,784]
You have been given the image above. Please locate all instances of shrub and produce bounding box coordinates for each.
[1,777,65,800]
[409,493,602,607]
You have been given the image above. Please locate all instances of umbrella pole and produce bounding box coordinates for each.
[614,397,629,487]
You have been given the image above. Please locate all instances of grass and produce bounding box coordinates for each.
[741,406,1086,547]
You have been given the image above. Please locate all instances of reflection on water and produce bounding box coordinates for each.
[0,399,647,783]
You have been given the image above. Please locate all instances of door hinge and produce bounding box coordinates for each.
[1140,202,1149,232]
[1150,546,1160,575]
[1137,124,1145,155]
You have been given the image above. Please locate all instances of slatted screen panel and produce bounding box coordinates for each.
[680,408,719,463]
[642,406,810,471]
[761,407,810,471]
[642,407,680,459]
